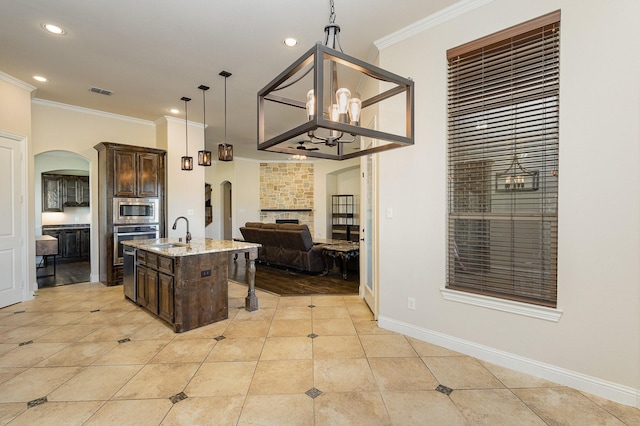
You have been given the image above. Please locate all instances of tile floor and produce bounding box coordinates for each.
[0,281,638,425]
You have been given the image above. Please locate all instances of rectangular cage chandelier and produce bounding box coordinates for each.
[257,2,414,161]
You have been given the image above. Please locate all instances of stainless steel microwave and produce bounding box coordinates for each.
[113,197,159,224]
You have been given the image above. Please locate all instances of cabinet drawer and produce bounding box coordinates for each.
[137,250,147,265]
[145,252,158,269]
[157,256,174,275]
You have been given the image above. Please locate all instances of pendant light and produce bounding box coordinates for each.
[197,84,212,166]
[180,96,193,170]
[257,0,414,160]
[218,70,233,162]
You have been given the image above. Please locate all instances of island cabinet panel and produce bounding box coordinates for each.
[136,265,147,307]
[173,252,229,333]
[158,273,174,323]
[145,268,159,315]
[124,239,260,334]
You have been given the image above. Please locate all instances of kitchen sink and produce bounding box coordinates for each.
[149,243,187,249]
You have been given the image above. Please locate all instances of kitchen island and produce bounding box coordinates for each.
[122,238,261,333]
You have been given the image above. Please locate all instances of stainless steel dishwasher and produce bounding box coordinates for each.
[123,245,136,302]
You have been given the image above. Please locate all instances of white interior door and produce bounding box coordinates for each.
[0,133,26,308]
[360,121,378,318]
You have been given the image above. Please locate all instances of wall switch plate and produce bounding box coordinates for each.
[408,297,416,310]
[187,209,194,216]
[386,207,393,218]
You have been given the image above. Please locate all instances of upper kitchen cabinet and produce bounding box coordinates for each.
[42,173,90,211]
[113,150,161,198]
[42,174,63,212]
[63,175,90,207]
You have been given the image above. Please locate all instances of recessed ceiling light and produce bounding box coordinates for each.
[170,108,180,114]
[33,75,48,82]
[283,37,298,47]
[42,23,65,35]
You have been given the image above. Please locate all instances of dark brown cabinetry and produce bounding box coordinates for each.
[94,142,166,286]
[158,272,174,322]
[42,174,90,211]
[113,151,160,198]
[42,174,64,212]
[42,226,90,261]
[63,176,90,207]
[136,250,174,322]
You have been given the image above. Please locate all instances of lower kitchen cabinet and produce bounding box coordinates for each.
[42,226,90,261]
[158,272,174,322]
[136,251,174,320]
[130,245,235,332]
[136,265,158,314]
[136,266,147,307]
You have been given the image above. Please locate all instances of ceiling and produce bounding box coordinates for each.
[1,0,458,160]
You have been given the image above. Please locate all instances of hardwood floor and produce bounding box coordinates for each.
[36,260,90,288]
[34,257,358,296]
[228,256,359,296]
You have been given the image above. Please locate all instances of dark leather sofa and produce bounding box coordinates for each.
[239,222,327,273]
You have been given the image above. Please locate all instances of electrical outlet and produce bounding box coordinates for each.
[201,269,211,278]
[187,209,194,216]
[408,297,416,310]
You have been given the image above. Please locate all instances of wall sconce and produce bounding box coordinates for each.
[197,84,212,166]
[180,96,193,171]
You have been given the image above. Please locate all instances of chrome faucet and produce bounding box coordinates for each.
[172,216,191,244]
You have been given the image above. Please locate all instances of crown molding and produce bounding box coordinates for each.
[158,115,204,128]
[32,98,155,126]
[0,71,36,92]
[375,0,494,50]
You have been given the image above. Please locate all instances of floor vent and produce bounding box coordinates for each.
[89,86,113,96]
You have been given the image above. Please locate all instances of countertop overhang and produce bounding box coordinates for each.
[122,238,260,257]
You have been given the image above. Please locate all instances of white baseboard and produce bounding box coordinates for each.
[378,315,640,409]
[90,273,100,283]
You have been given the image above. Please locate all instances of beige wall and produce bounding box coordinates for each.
[0,74,35,295]
[208,157,359,241]
[376,0,640,406]
[162,116,205,239]
[31,101,156,282]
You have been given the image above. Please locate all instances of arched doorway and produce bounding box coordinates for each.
[221,181,232,240]
[35,151,91,286]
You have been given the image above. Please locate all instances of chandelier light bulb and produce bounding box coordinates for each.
[306,89,316,120]
[335,88,351,115]
[329,104,340,122]
[348,97,362,125]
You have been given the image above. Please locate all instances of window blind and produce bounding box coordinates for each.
[446,11,560,307]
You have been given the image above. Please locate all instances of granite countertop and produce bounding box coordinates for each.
[123,238,261,257]
[42,224,90,230]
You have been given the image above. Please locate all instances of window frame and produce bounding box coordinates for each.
[446,11,561,308]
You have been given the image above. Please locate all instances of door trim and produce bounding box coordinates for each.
[0,130,30,306]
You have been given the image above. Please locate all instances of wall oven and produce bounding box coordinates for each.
[113,197,159,224]
[113,224,159,265]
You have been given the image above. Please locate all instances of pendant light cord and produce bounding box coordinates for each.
[185,100,188,154]
[180,96,190,155]
[224,75,227,145]
[329,0,336,24]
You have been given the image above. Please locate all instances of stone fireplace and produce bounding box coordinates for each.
[260,162,314,234]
